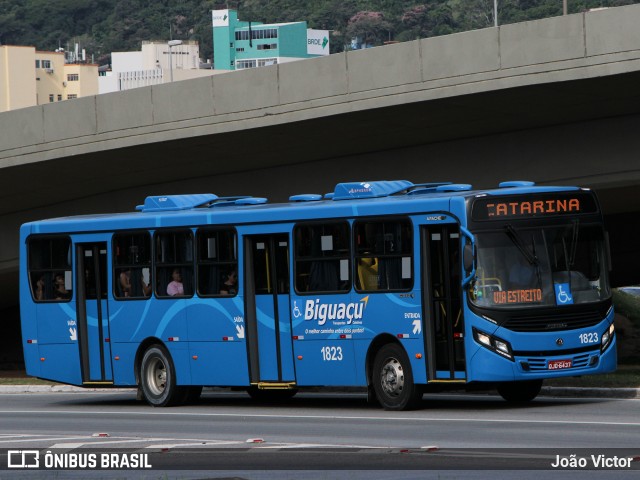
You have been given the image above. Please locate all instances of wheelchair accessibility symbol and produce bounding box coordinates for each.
[554,283,573,305]
[292,300,302,319]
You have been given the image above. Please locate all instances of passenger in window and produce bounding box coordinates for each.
[120,269,132,297]
[167,268,184,296]
[35,274,45,300]
[142,278,152,296]
[54,273,71,300]
[120,269,152,297]
[219,270,238,295]
[358,258,379,290]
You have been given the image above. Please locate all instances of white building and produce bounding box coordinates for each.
[99,41,220,94]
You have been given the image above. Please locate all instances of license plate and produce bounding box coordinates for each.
[548,359,572,370]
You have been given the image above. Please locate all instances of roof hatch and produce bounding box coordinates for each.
[136,194,218,212]
[136,194,268,212]
[331,180,413,201]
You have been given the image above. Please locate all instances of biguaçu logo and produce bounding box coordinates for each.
[304,297,368,326]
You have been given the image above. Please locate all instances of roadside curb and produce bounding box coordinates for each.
[541,386,640,399]
[0,384,638,399]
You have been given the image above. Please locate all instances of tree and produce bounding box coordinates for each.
[345,11,392,48]
[399,2,455,40]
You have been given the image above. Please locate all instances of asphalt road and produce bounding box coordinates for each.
[0,390,638,479]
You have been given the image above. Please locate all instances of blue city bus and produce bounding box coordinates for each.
[19,180,616,410]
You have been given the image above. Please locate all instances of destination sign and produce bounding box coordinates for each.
[493,288,543,305]
[471,192,598,221]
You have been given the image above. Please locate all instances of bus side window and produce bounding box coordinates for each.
[354,219,413,292]
[113,232,152,299]
[294,222,350,294]
[28,236,72,302]
[196,228,238,297]
[155,229,194,298]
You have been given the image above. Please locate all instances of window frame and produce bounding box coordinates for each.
[27,235,73,303]
[112,230,153,301]
[353,216,415,293]
[154,228,195,299]
[195,227,239,298]
[293,220,352,295]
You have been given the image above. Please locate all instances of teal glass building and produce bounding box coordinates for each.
[212,9,330,70]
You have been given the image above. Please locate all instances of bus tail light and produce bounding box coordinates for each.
[473,328,513,361]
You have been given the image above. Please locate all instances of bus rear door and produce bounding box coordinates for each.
[76,242,113,384]
[421,225,466,382]
[244,233,296,387]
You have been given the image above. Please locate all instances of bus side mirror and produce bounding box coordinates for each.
[463,243,474,273]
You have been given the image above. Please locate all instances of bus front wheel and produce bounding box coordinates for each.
[372,343,423,411]
[497,379,543,403]
[139,345,184,407]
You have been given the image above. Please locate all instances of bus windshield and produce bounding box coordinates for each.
[470,223,610,308]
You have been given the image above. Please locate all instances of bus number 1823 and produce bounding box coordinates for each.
[321,346,343,361]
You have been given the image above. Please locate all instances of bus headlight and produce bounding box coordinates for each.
[494,339,510,356]
[476,330,492,347]
[601,323,615,352]
[473,328,514,361]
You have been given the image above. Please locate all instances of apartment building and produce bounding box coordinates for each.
[0,45,98,113]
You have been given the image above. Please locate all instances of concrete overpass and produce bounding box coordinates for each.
[2,5,640,364]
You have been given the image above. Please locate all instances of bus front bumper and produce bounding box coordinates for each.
[467,335,617,382]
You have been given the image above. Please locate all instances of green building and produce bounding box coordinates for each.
[212,9,329,70]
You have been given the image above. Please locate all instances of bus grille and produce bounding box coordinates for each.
[503,311,603,332]
[524,353,591,371]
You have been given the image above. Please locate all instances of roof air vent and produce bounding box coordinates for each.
[435,184,472,192]
[499,181,535,188]
[289,194,323,202]
[235,197,267,205]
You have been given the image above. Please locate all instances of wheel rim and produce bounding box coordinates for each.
[146,356,167,396]
[380,357,404,398]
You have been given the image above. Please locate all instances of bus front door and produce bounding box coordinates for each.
[422,225,466,381]
[76,243,113,384]
[244,234,296,386]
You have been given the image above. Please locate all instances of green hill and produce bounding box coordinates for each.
[0,0,638,65]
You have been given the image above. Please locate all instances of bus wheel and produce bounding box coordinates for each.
[140,345,184,407]
[497,380,543,403]
[372,344,423,411]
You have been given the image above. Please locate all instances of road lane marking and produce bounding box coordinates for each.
[0,409,639,428]
[0,436,106,444]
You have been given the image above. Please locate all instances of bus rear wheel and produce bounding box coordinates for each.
[139,345,184,407]
[372,343,423,411]
[497,379,543,403]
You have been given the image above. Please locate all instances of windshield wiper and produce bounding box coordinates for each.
[505,224,538,266]
[568,219,579,267]
[505,224,542,287]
